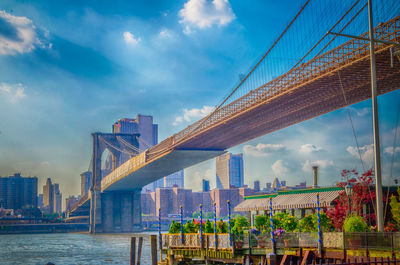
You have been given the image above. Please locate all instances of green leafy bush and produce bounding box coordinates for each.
[184,219,197,233]
[298,212,333,232]
[232,216,249,235]
[169,221,182,234]
[204,219,214,233]
[343,214,370,232]
[217,219,229,233]
[254,215,268,231]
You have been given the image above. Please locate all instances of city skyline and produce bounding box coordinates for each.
[0,0,399,205]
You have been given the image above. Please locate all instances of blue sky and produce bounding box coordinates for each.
[0,0,399,204]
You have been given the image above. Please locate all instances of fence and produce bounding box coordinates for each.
[161,232,400,252]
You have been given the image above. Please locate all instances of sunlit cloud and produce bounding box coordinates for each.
[179,0,235,34]
[0,83,26,103]
[243,143,286,157]
[173,105,214,126]
[0,10,44,55]
[299,144,323,154]
[123,31,141,45]
[302,160,334,172]
[346,144,374,166]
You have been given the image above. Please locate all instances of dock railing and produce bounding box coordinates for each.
[162,232,400,252]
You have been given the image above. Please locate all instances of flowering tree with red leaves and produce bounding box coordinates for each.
[326,169,376,231]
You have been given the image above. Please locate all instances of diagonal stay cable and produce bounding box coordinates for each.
[384,103,400,222]
[337,70,376,217]
[288,0,363,72]
[172,0,311,145]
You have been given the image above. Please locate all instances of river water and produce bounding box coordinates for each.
[0,233,159,265]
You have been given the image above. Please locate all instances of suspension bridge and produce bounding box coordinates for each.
[68,0,400,233]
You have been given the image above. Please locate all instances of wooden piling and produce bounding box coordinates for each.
[137,237,143,265]
[131,237,136,265]
[151,235,157,265]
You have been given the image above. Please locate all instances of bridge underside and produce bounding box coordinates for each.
[102,149,225,191]
[177,47,400,150]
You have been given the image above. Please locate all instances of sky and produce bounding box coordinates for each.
[0,0,399,208]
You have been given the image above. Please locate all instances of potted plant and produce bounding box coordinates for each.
[232,216,249,249]
[254,215,268,248]
[343,214,369,247]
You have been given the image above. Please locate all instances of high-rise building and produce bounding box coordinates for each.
[80,171,92,196]
[42,178,62,214]
[216,153,244,189]
[254,180,260,192]
[53,183,62,213]
[202,179,210,192]
[272,178,281,192]
[141,191,156,215]
[0,173,38,210]
[281,180,287,187]
[65,195,80,212]
[210,188,240,218]
[43,178,54,214]
[164,170,184,188]
[113,115,158,151]
[37,194,43,209]
[155,188,173,217]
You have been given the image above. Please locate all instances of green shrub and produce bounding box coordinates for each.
[343,214,370,232]
[184,220,197,233]
[232,216,249,235]
[217,219,229,233]
[255,215,268,231]
[169,221,182,234]
[204,219,214,233]
[298,212,333,232]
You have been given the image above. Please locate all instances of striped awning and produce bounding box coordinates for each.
[234,189,342,212]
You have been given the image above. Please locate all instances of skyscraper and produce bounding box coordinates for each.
[42,178,62,214]
[216,153,244,189]
[43,178,54,213]
[0,173,38,210]
[113,115,158,151]
[80,171,92,196]
[53,183,62,213]
[254,180,260,192]
[164,170,184,188]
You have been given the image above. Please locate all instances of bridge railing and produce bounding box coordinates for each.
[161,233,232,250]
[164,15,400,150]
[101,152,147,190]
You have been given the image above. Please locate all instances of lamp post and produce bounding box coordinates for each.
[345,182,353,216]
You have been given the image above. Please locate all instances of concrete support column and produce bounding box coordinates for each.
[133,190,142,231]
[113,193,122,233]
[102,192,114,232]
[121,192,133,232]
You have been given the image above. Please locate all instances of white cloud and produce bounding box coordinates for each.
[348,107,369,117]
[123,31,141,45]
[0,83,26,103]
[272,160,289,176]
[0,11,43,55]
[173,105,214,126]
[243,143,286,157]
[346,144,374,166]
[384,146,400,155]
[299,144,323,154]
[159,29,174,39]
[302,160,334,172]
[179,0,235,33]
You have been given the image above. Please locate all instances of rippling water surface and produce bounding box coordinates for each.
[0,232,158,265]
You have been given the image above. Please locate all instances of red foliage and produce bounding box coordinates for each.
[385,222,396,232]
[326,169,376,231]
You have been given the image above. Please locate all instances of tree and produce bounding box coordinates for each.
[390,187,400,225]
[326,169,376,230]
